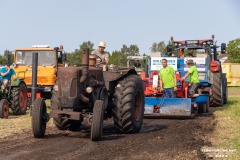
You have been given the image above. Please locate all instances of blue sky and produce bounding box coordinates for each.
[0,0,239,55]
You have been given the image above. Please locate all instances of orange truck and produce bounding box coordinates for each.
[13,45,67,102]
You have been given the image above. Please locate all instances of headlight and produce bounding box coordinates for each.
[44,87,52,92]
[53,85,58,92]
[86,87,93,93]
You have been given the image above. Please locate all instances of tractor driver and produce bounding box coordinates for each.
[91,41,109,69]
[0,62,17,90]
[134,60,141,68]
[158,59,177,98]
[186,49,195,57]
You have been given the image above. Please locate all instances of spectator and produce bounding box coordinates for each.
[1,62,17,90]
[159,59,177,98]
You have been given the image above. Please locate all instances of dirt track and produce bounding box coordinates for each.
[0,109,217,160]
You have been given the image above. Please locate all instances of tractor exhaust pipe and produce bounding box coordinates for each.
[80,48,89,83]
[31,52,38,107]
[79,48,89,104]
[213,45,217,61]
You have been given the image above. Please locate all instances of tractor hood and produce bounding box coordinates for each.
[14,65,56,86]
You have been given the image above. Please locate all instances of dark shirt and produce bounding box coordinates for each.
[134,63,141,68]
[186,54,195,57]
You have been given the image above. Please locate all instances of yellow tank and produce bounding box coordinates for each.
[222,63,240,86]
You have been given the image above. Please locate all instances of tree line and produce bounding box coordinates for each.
[66,38,240,65]
[66,41,167,66]
[0,50,13,66]
[0,38,239,65]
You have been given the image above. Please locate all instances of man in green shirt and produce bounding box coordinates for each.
[182,59,199,97]
[159,59,177,98]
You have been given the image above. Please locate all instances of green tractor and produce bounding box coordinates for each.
[0,78,28,118]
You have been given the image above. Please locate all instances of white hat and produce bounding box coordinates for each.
[98,41,106,48]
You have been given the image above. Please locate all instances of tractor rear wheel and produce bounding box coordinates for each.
[32,98,47,138]
[11,82,28,115]
[222,76,228,104]
[91,100,104,141]
[113,74,144,133]
[210,72,223,107]
[0,99,9,118]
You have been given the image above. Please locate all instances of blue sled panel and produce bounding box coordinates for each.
[144,97,192,117]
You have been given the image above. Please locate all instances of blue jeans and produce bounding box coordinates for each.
[163,88,175,98]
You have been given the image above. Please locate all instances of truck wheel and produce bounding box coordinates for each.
[11,82,28,115]
[0,99,9,118]
[32,98,47,138]
[91,100,104,141]
[113,74,144,133]
[210,72,223,107]
[223,76,228,104]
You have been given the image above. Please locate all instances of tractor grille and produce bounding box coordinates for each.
[58,67,82,108]
[70,78,77,97]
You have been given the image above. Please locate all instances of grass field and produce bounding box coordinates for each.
[207,87,240,159]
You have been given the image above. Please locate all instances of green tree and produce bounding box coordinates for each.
[121,44,139,56]
[150,41,166,53]
[0,50,12,65]
[67,41,94,66]
[227,38,240,63]
[109,50,127,67]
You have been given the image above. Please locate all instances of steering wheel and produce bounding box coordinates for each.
[94,54,107,66]
[94,54,103,63]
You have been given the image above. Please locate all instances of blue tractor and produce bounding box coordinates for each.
[143,35,227,118]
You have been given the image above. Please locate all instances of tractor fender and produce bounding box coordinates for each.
[10,78,26,87]
[103,68,138,93]
[99,87,108,110]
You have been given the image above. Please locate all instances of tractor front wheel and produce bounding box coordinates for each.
[198,98,210,113]
[32,98,47,138]
[0,99,9,118]
[91,100,104,141]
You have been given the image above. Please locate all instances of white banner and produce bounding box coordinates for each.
[184,58,206,71]
[151,57,178,71]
